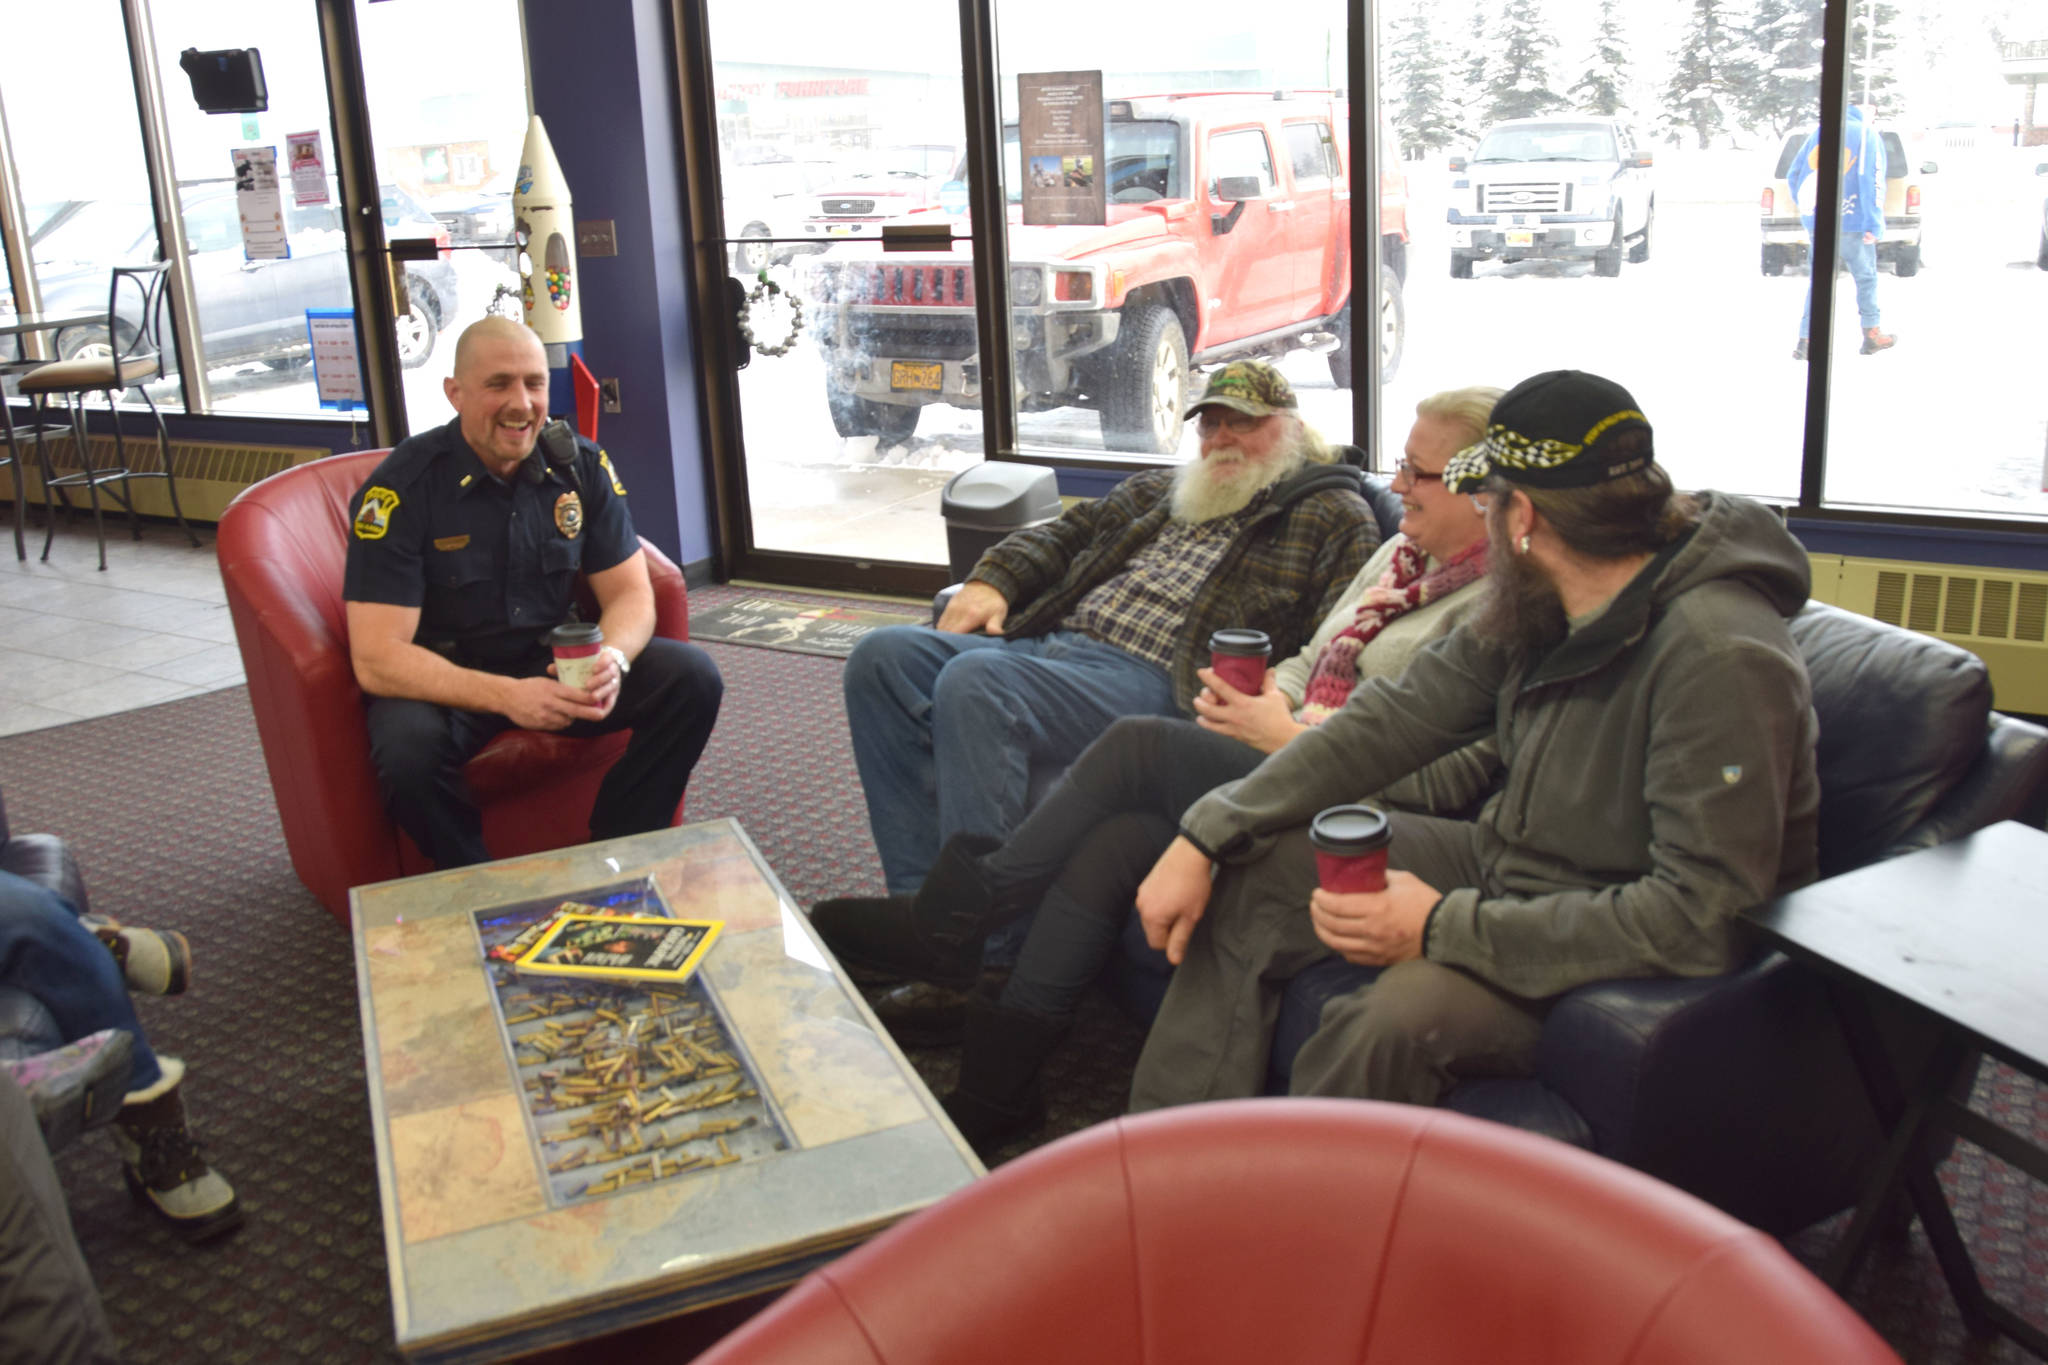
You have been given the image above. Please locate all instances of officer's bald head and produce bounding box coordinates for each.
[452,316,545,382]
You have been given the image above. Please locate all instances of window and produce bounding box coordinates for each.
[1208,129,1277,198]
[1285,122,1339,187]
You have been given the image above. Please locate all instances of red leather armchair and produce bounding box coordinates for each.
[217,449,690,925]
[695,1100,1901,1365]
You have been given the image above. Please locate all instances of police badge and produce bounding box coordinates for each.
[554,490,583,538]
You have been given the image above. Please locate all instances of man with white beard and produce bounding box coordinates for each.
[821,360,1378,977]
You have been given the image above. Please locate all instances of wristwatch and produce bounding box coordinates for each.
[602,644,630,676]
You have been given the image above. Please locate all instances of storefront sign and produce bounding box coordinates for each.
[1018,71,1104,227]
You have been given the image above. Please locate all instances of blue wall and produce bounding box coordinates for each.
[522,0,716,572]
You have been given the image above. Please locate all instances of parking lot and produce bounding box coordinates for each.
[728,143,2048,562]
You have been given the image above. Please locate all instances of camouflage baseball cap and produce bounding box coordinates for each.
[1183,360,1298,421]
[1443,370,1654,494]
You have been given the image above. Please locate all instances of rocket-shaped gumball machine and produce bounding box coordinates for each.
[513,115,583,420]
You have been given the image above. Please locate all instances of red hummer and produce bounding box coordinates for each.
[804,92,1409,454]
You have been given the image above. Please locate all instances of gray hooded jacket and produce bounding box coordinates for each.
[1179,490,1821,1000]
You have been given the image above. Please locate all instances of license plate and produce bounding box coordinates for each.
[1506,230,1535,248]
[891,361,943,392]
[826,224,857,236]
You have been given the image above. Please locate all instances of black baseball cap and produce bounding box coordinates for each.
[1443,370,1654,494]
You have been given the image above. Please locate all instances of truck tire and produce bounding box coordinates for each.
[1628,203,1653,264]
[1100,303,1187,454]
[1893,245,1920,277]
[826,379,920,442]
[732,224,772,276]
[1761,245,1786,277]
[1593,214,1624,277]
[1327,264,1404,389]
[1450,251,1475,280]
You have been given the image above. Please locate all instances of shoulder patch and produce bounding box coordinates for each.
[354,486,400,540]
[599,450,627,497]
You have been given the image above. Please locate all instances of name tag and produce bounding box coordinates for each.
[434,535,471,552]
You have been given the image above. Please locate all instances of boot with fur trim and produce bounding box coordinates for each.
[114,1058,242,1243]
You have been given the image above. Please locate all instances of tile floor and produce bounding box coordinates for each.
[0,515,240,737]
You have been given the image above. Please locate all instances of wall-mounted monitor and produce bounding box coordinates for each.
[178,47,268,115]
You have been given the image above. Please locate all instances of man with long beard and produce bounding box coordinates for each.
[1127,369,1821,1111]
[823,360,1377,964]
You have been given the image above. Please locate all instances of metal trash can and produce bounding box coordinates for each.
[939,462,1062,583]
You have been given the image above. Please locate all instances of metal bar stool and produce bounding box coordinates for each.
[16,263,198,571]
[0,361,69,561]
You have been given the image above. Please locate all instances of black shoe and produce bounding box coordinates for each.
[810,834,1009,988]
[870,967,1010,1047]
[939,992,1069,1157]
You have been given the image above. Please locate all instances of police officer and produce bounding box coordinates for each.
[342,316,723,868]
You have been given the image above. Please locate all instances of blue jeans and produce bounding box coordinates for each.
[0,870,161,1092]
[843,627,1178,895]
[1800,231,1881,336]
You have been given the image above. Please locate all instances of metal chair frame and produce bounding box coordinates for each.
[23,262,197,570]
[0,360,69,561]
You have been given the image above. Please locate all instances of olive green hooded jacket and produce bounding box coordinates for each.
[1179,490,1820,1000]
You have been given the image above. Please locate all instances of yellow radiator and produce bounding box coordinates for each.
[0,434,329,522]
[1810,554,2048,714]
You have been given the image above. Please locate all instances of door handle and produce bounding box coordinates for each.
[1266,200,1294,213]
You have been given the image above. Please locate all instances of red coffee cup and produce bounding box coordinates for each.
[1208,628,1271,696]
[546,621,605,691]
[1309,804,1392,894]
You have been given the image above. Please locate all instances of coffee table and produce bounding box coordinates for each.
[350,819,982,1363]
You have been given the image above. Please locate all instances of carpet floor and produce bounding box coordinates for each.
[0,583,2039,1363]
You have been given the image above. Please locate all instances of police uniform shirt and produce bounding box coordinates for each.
[342,417,639,673]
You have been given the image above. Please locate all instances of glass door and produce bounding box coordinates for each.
[706,19,983,568]
[354,0,531,435]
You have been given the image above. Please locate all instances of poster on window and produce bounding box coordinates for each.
[305,308,365,410]
[1018,71,1104,227]
[286,130,328,206]
[230,145,288,260]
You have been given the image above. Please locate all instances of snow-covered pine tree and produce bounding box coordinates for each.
[1660,0,1744,148]
[1389,7,1461,156]
[1567,0,1633,116]
[1483,2,1568,124]
[1846,0,1904,122]
[1744,0,1824,138]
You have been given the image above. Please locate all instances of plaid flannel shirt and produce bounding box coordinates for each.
[969,461,1380,711]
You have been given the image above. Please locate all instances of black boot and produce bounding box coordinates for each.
[940,991,1069,1155]
[810,834,1018,988]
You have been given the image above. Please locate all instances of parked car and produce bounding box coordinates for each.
[804,94,1408,453]
[425,171,514,265]
[723,157,838,274]
[1759,127,1934,276]
[798,143,962,246]
[1445,116,1655,277]
[20,180,456,371]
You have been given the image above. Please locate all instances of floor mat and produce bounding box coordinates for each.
[687,595,924,657]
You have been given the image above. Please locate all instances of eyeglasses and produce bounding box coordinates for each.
[1392,459,1444,484]
[1195,409,1267,435]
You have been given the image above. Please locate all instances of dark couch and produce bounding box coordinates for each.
[1113,601,2048,1235]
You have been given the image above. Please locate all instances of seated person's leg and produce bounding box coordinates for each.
[928,634,1176,856]
[365,696,511,869]
[842,626,1006,895]
[0,1072,119,1365]
[0,872,238,1241]
[942,810,1181,1150]
[1290,958,1545,1106]
[1129,812,1490,1111]
[0,873,163,1088]
[580,638,725,842]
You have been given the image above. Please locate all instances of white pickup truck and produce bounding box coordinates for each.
[1446,115,1655,278]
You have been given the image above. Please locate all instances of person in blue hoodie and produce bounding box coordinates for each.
[1787,105,1896,359]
